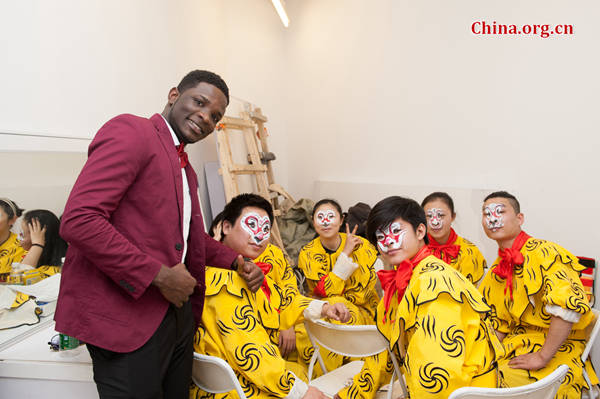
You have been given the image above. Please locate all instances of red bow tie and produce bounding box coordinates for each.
[255,261,273,300]
[377,246,431,323]
[176,144,188,168]
[492,231,530,300]
[428,229,460,263]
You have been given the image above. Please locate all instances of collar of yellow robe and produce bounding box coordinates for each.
[483,237,589,325]
[376,255,491,353]
[205,266,281,330]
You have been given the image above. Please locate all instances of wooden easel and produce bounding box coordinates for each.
[215,108,294,254]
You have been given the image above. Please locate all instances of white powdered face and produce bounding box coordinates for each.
[484,203,505,230]
[426,208,444,230]
[316,210,336,228]
[375,222,405,253]
[240,212,271,245]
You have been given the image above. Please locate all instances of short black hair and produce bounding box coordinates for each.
[312,199,343,218]
[177,70,229,104]
[0,198,23,220]
[24,209,67,266]
[366,196,429,246]
[484,191,520,214]
[421,192,455,215]
[221,193,273,237]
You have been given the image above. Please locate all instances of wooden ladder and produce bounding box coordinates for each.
[215,109,293,254]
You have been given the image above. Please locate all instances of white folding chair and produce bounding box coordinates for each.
[448,364,569,399]
[192,352,246,399]
[582,308,600,399]
[304,319,408,399]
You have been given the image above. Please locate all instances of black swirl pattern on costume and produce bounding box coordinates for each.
[512,325,527,335]
[384,356,394,373]
[420,315,437,339]
[282,264,294,282]
[239,374,258,397]
[418,362,449,394]
[234,343,261,372]
[313,253,327,265]
[232,303,257,332]
[420,261,445,274]
[216,320,233,336]
[262,343,278,358]
[514,263,524,278]
[194,326,206,347]
[277,371,295,392]
[558,341,575,353]
[357,370,375,392]
[268,328,279,346]
[524,239,543,252]
[440,325,465,358]
[539,304,552,323]
[279,286,295,309]
[563,368,574,386]
[302,345,314,363]
[190,386,218,399]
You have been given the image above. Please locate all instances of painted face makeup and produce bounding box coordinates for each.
[426,208,444,230]
[240,212,271,245]
[484,203,504,230]
[316,210,336,228]
[375,222,405,253]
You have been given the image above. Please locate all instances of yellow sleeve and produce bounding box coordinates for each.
[337,350,394,399]
[278,285,314,331]
[201,290,299,397]
[404,294,479,398]
[542,259,590,316]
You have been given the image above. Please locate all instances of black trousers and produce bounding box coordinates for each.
[87,301,195,399]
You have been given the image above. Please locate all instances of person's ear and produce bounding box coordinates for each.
[517,213,524,226]
[8,216,17,228]
[451,212,457,223]
[416,223,427,241]
[222,220,233,236]
[167,87,180,107]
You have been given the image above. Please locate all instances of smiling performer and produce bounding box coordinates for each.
[421,192,486,285]
[336,196,502,399]
[193,193,349,399]
[298,199,380,373]
[56,70,265,399]
[478,191,598,398]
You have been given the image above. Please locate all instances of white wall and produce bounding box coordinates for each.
[0,0,291,223]
[284,0,600,265]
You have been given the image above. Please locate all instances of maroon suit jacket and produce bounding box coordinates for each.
[55,113,237,352]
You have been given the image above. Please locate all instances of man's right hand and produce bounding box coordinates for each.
[303,386,328,399]
[152,263,196,307]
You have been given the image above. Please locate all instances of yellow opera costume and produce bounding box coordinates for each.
[479,232,598,399]
[298,233,380,372]
[191,267,325,399]
[339,248,502,399]
[0,232,26,274]
[429,229,486,285]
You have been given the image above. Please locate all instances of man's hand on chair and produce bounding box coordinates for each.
[303,386,328,399]
[321,303,350,323]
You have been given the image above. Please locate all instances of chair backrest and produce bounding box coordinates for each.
[448,364,569,399]
[192,352,246,399]
[304,319,390,358]
[304,319,408,398]
[583,308,600,362]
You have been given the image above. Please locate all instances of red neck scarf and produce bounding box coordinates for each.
[176,144,189,168]
[377,245,432,323]
[428,228,460,263]
[492,231,530,300]
[255,261,272,301]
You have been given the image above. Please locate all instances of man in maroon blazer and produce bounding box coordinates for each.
[56,70,263,398]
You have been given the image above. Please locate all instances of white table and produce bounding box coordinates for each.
[0,318,98,398]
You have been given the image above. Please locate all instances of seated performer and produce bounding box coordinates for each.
[421,192,486,285]
[337,196,502,399]
[0,198,26,276]
[478,191,598,398]
[191,193,349,399]
[298,199,380,372]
